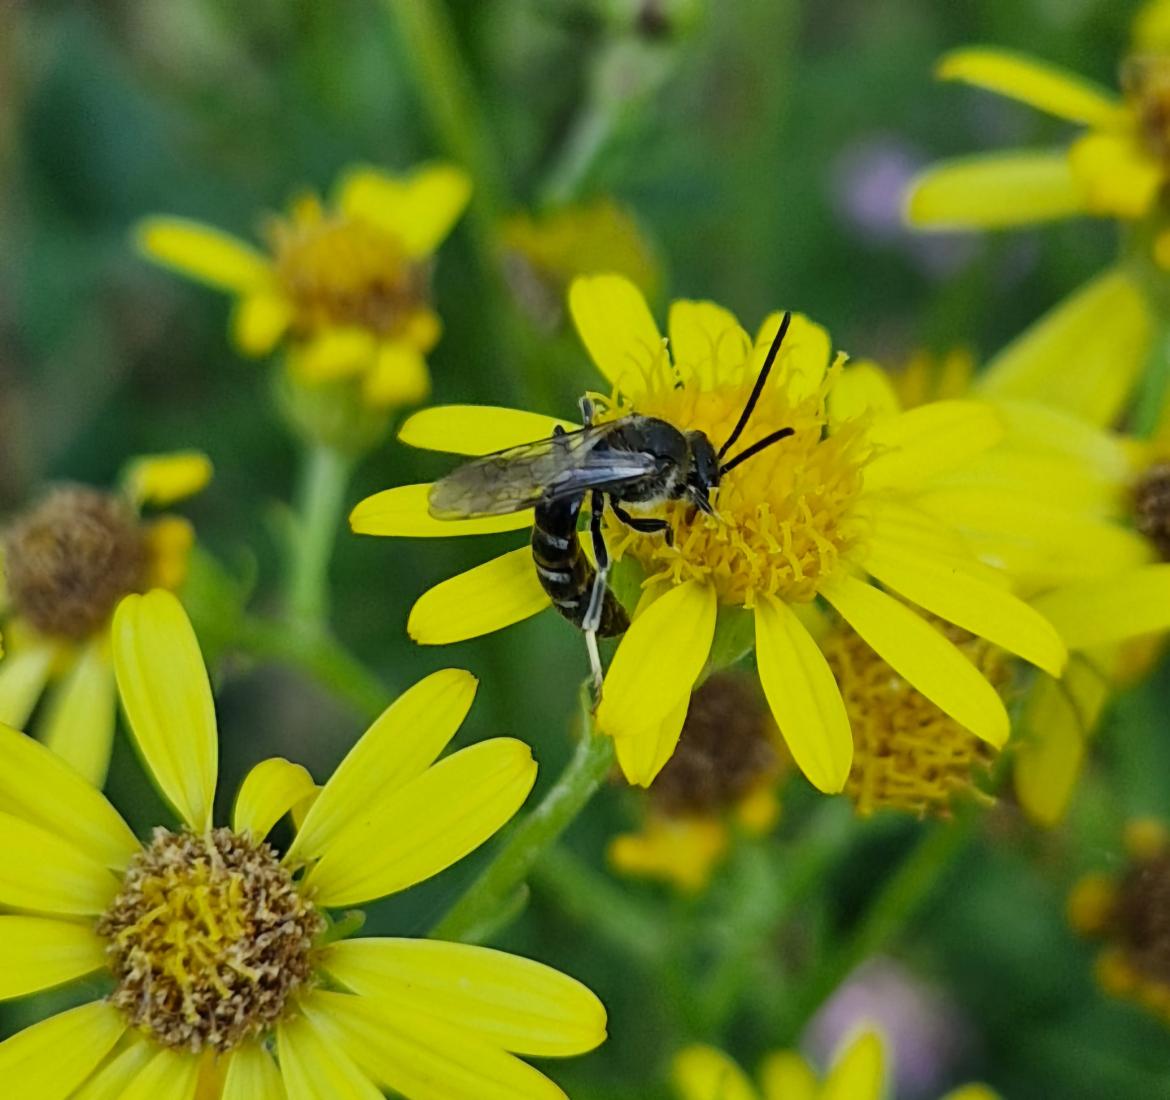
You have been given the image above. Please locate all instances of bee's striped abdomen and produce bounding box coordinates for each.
[532,497,628,637]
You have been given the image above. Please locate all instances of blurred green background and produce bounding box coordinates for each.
[4,0,1170,1096]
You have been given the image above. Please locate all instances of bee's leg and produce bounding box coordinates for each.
[579,395,596,427]
[583,490,611,694]
[610,501,674,548]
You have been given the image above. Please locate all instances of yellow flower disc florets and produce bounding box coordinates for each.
[602,362,870,606]
[269,212,428,338]
[823,620,1004,817]
[1123,54,1170,166]
[98,827,324,1053]
[3,487,148,640]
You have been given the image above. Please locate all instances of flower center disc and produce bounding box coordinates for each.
[1117,854,1170,986]
[1133,461,1170,561]
[98,827,324,1053]
[271,214,425,336]
[1124,55,1170,165]
[603,372,868,605]
[3,487,147,640]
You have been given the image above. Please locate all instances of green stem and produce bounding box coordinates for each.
[235,614,390,722]
[286,443,352,630]
[431,715,616,942]
[777,815,976,1043]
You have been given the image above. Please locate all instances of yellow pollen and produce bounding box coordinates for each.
[599,361,869,605]
[98,827,323,1053]
[823,619,1004,817]
[268,210,427,337]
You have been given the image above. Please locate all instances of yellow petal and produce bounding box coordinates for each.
[39,640,116,787]
[232,291,292,357]
[863,532,1066,675]
[144,516,196,592]
[288,328,378,383]
[668,300,751,387]
[233,758,317,842]
[940,1085,1002,1100]
[322,938,606,1057]
[408,548,551,645]
[1013,664,1106,826]
[223,1043,286,1100]
[362,342,431,409]
[112,590,218,832]
[977,267,1151,427]
[277,1003,384,1100]
[1031,565,1170,649]
[822,1030,886,1100]
[754,598,852,793]
[865,400,1003,491]
[607,815,729,894]
[671,1044,758,1100]
[71,1042,154,1100]
[0,724,137,869]
[829,361,903,427]
[0,643,54,729]
[136,217,271,291]
[820,574,1009,747]
[0,810,119,915]
[123,451,214,508]
[304,738,536,907]
[399,405,578,456]
[350,483,534,538]
[337,163,472,257]
[0,916,106,999]
[120,1047,201,1100]
[611,692,689,789]
[936,48,1125,127]
[1069,131,1163,219]
[305,991,570,1100]
[0,1004,125,1098]
[596,581,717,765]
[760,312,835,402]
[568,274,664,395]
[905,151,1086,229]
[288,668,478,864]
[759,1051,817,1100]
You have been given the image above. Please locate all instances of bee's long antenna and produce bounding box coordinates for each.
[716,310,792,461]
[718,426,795,475]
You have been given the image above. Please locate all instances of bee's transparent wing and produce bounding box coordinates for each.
[428,425,658,518]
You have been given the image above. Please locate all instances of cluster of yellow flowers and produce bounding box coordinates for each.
[7,1,1170,1096]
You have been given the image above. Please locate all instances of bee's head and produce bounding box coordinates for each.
[684,431,719,514]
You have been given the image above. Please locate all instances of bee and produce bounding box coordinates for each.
[428,313,796,686]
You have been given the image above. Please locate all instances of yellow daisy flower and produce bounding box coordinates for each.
[607,671,784,893]
[0,589,606,1100]
[1069,819,1170,1025]
[904,36,1170,229]
[672,1030,997,1100]
[137,163,471,409]
[0,452,210,786]
[352,274,1066,793]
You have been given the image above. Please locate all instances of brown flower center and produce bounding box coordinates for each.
[1124,55,1170,166]
[650,672,778,815]
[1134,461,1170,561]
[1116,854,1170,986]
[98,827,324,1053]
[3,487,147,640]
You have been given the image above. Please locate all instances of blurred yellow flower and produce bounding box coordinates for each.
[905,44,1164,228]
[608,671,783,893]
[353,274,1066,793]
[501,198,660,330]
[0,453,208,786]
[672,1030,997,1100]
[0,589,605,1100]
[137,163,470,409]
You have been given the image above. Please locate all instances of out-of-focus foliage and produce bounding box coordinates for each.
[4,2,1170,1097]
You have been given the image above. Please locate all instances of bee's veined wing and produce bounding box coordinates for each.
[428,424,659,518]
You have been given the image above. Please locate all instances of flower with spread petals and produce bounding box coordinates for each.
[352,274,1066,792]
[672,1029,996,1100]
[137,163,470,410]
[1069,819,1170,1025]
[0,589,606,1100]
[0,452,210,786]
[608,672,784,893]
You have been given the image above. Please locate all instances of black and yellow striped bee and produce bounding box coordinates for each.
[428,314,795,684]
